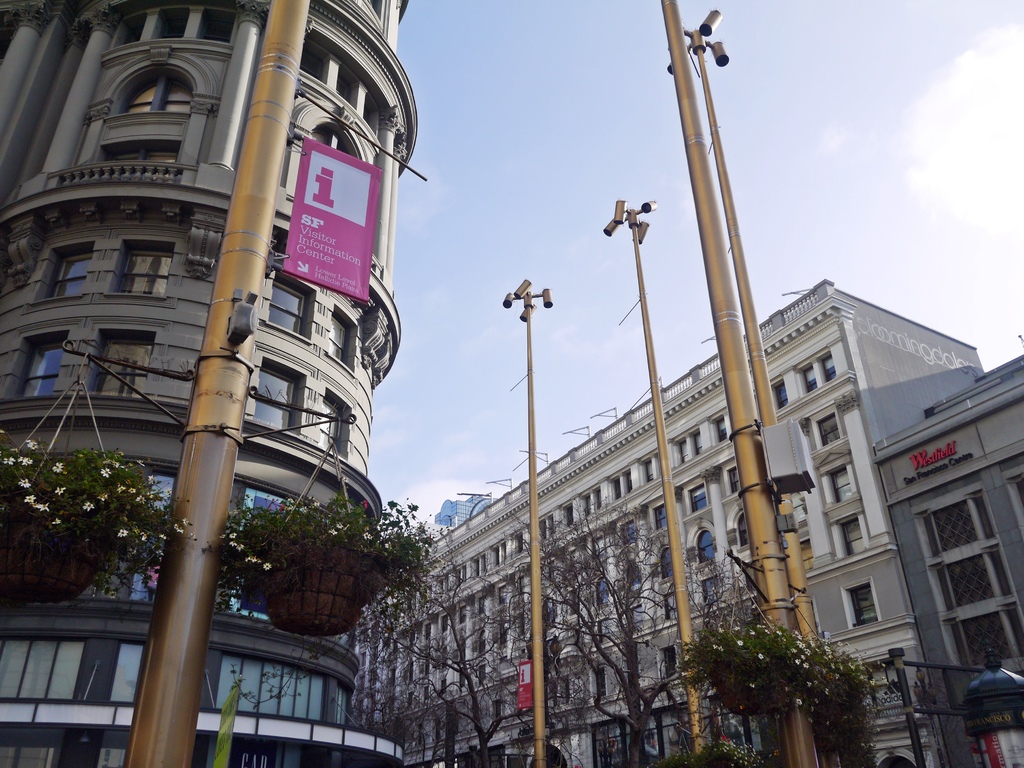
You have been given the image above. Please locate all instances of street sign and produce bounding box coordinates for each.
[284,137,382,302]
[517,660,532,710]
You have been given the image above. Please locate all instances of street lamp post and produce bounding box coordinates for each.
[503,281,553,768]
[658,3,819,766]
[689,16,815,641]
[603,201,702,749]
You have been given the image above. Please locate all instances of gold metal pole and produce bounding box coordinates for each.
[659,3,816,765]
[690,34,816,640]
[691,36,820,768]
[619,207,702,748]
[124,0,309,762]
[526,299,548,768]
[505,284,551,768]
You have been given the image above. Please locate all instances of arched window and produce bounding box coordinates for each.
[660,547,673,579]
[310,126,355,155]
[697,530,715,562]
[737,513,749,547]
[128,77,192,113]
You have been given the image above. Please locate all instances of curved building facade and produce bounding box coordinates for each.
[0,0,416,764]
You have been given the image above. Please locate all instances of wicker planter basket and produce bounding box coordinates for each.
[711,673,790,716]
[263,548,385,636]
[0,521,100,603]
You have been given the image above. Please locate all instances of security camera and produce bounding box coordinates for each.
[711,41,729,67]
[641,201,657,214]
[542,289,553,309]
[612,200,627,225]
[699,10,722,37]
[636,222,650,245]
[514,279,532,300]
[603,219,621,237]
[503,292,515,309]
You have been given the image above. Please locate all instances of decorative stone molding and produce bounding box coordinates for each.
[149,45,172,65]
[0,232,9,289]
[6,2,51,34]
[162,203,183,223]
[84,99,112,125]
[701,466,722,484]
[43,207,67,229]
[4,214,45,287]
[121,199,142,221]
[80,201,103,222]
[236,0,268,26]
[185,213,223,279]
[381,107,402,134]
[360,304,393,389]
[66,19,90,49]
[190,96,218,115]
[798,417,811,436]
[85,4,121,35]
[836,392,859,415]
[394,131,407,161]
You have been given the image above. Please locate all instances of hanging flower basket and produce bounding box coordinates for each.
[263,547,387,636]
[220,495,431,636]
[0,433,177,603]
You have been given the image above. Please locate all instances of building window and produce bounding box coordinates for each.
[654,505,667,530]
[121,244,172,296]
[737,513,748,547]
[23,342,65,396]
[127,76,192,113]
[660,547,673,579]
[624,520,637,543]
[596,580,609,605]
[927,499,981,553]
[822,354,837,382]
[593,487,602,510]
[724,466,741,495]
[612,477,623,500]
[691,430,703,455]
[801,540,814,572]
[157,8,188,38]
[110,643,144,701]
[321,395,351,453]
[199,9,235,41]
[840,518,864,555]
[218,655,327,721]
[701,576,719,604]
[696,530,715,562]
[0,639,84,698]
[564,504,574,527]
[943,555,994,607]
[94,338,152,396]
[676,439,687,464]
[328,313,355,365]
[829,467,853,503]
[802,365,818,392]
[643,459,655,483]
[624,470,633,493]
[689,484,708,513]
[848,584,878,626]
[818,414,840,446]
[595,667,608,698]
[664,593,676,620]
[51,251,90,297]
[715,416,728,442]
[774,381,789,408]
[267,280,307,334]
[253,367,298,429]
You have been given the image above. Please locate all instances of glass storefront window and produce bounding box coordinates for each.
[0,639,83,699]
[110,644,144,702]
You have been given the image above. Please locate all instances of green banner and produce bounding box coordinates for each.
[213,678,241,768]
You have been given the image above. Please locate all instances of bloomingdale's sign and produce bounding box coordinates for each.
[903,439,974,485]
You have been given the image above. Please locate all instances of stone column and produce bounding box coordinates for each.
[42,6,120,173]
[836,391,887,539]
[179,97,217,165]
[0,2,50,139]
[206,0,264,169]
[0,5,69,200]
[703,467,728,561]
[374,108,399,281]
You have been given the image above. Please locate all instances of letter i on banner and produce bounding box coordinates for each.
[213,677,242,768]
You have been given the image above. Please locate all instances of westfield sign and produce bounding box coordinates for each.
[910,441,957,470]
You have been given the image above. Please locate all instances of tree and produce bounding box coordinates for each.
[357,544,530,768]
[540,503,687,768]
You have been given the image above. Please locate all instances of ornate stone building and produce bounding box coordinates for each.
[391,281,983,768]
[0,0,416,764]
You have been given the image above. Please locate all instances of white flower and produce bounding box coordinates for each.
[24,439,38,450]
[82,502,94,511]
[52,462,64,474]
[3,457,14,465]
[118,528,129,538]
[737,640,744,647]
[54,487,65,496]
[263,563,273,570]
[19,457,33,466]
[53,518,61,525]
[23,495,36,504]
[100,468,111,477]
[18,479,30,488]
[35,503,49,512]
[757,653,765,660]
[99,493,108,501]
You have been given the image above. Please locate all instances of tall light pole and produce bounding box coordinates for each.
[603,200,702,749]
[689,13,816,641]
[658,3,819,766]
[503,280,553,768]
[123,0,310,762]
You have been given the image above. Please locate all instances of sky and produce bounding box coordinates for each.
[368,1,1024,522]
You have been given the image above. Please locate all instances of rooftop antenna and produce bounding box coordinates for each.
[563,426,591,437]
[592,408,618,420]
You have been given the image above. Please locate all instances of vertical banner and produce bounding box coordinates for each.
[213,678,241,768]
[517,660,533,710]
[285,137,382,302]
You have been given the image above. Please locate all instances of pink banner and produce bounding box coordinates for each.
[517,660,533,710]
[284,137,382,302]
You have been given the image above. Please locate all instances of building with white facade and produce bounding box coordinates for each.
[0,0,416,764]
[387,281,984,768]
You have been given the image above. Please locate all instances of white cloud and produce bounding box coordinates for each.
[902,25,1024,241]
[817,124,849,155]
